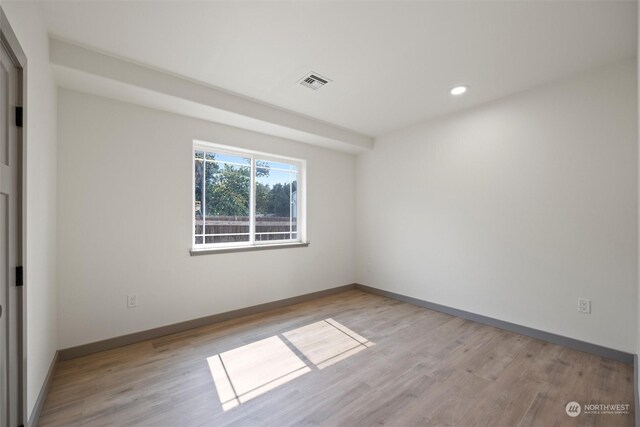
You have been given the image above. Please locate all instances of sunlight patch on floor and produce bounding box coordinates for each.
[207,318,373,411]
[207,336,311,410]
[284,318,375,369]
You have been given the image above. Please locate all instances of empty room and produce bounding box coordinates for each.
[0,1,639,426]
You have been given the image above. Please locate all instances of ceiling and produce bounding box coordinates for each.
[40,1,637,137]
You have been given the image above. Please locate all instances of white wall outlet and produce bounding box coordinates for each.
[127,294,138,308]
[578,298,591,314]
[367,262,373,273]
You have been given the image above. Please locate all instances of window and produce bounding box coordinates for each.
[193,141,305,250]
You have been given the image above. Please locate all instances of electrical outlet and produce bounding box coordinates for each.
[367,262,372,273]
[127,294,138,308]
[578,298,591,314]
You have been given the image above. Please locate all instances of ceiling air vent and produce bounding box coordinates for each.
[298,72,331,90]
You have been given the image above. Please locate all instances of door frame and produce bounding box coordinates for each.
[0,7,27,426]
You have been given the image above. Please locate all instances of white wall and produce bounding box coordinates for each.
[57,89,356,349]
[1,1,58,419]
[357,59,637,353]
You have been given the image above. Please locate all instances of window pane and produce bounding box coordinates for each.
[255,161,297,242]
[194,157,204,242]
[205,235,250,244]
[193,147,303,248]
[206,152,251,166]
[257,160,297,172]
[202,152,251,244]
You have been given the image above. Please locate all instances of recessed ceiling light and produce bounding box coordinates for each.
[450,85,469,95]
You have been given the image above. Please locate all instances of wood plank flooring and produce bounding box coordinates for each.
[39,290,635,426]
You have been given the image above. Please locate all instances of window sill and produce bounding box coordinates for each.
[190,242,309,256]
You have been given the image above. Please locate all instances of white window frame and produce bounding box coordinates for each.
[192,140,307,252]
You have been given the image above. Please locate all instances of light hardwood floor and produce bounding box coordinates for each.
[39,290,634,426]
